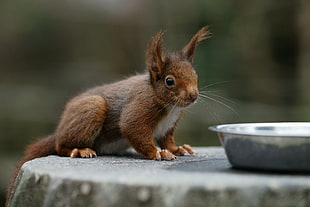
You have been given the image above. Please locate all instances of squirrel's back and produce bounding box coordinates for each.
[85,73,150,104]
[83,73,152,154]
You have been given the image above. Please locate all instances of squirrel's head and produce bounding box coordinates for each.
[146,26,211,107]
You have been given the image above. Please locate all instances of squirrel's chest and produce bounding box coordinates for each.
[153,106,184,139]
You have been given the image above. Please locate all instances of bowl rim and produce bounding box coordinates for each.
[208,122,310,138]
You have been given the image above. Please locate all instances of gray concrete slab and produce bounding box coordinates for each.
[8,147,310,207]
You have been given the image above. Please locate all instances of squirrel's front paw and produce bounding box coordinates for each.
[173,144,196,156]
[154,149,176,161]
[70,148,97,158]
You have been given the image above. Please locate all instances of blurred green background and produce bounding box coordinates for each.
[1,0,310,205]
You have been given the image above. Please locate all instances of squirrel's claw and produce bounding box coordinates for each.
[153,149,176,161]
[160,149,177,161]
[70,148,97,158]
[154,151,161,160]
[173,144,196,156]
[182,144,196,155]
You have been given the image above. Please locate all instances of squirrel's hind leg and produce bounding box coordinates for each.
[55,95,107,158]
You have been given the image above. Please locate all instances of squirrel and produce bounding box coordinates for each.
[6,26,210,206]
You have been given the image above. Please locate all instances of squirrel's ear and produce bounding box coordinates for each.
[182,26,211,63]
[146,30,165,82]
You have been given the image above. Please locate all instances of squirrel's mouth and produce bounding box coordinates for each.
[176,94,198,107]
[177,101,194,107]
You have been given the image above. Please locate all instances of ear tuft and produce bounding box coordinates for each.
[146,30,165,84]
[146,30,165,72]
[182,26,211,63]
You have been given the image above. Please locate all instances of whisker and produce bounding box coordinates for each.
[185,108,194,114]
[176,97,183,109]
[195,98,224,123]
[199,89,222,93]
[154,97,176,117]
[199,91,236,104]
[199,80,232,90]
[171,98,179,112]
[198,93,239,115]
[208,109,224,124]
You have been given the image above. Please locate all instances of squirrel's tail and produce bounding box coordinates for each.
[5,135,57,207]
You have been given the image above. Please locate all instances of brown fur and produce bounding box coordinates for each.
[6,26,210,206]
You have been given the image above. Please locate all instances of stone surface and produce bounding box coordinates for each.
[8,147,310,207]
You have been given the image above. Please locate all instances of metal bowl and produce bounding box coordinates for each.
[209,122,310,171]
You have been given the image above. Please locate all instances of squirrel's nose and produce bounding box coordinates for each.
[189,92,198,102]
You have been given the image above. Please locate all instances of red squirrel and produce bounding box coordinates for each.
[6,26,210,206]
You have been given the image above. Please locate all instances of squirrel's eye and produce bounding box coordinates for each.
[165,77,175,86]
